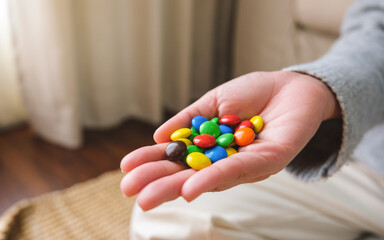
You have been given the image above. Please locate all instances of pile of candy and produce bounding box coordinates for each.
[165,115,263,170]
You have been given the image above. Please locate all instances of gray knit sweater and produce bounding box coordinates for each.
[285,0,384,181]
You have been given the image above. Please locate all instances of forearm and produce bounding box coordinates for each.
[284,0,384,180]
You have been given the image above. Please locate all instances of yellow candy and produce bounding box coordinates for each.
[225,147,237,157]
[186,152,211,170]
[177,138,193,146]
[171,128,192,141]
[229,139,237,147]
[250,115,264,133]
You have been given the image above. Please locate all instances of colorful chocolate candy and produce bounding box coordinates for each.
[186,152,211,170]
[204,146,227,163]
[166,114,264,170]
[219,115,241,126]
[165,141,187,162]
[235,120,253,132]
[234,127,255,146]
[170,128,191,141]
[250,115,264,133]
[216,133,234,148]
[199,121,221,138]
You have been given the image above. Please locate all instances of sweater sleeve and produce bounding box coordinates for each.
[284,0,384,180]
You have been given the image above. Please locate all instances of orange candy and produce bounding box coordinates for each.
[234,127,255,146]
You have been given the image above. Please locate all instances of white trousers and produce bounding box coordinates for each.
[130,161,384,240]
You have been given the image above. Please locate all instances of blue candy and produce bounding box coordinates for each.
[191,116,209,131]
[219,124,234,134]
[204,146,227,163]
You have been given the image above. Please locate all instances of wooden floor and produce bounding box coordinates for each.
[0,119,157,214]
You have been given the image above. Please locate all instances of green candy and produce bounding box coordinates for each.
[189,126,199,141]
[210,117,219,124]
[216,133,234,148]
[191,126,199,134]
[199,121,221,138]
[187,145,203,154]
[182,145,204,167]
[182,157,190,168]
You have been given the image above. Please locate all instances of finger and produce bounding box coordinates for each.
[181,150,280,202]
[120,160,186,197]
[120,143,169,173]
[136,168,196,211]
[209,174,270,192]
[154,91,218,143]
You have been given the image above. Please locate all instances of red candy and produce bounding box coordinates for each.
[193,134,216,148]
[234,120,253,132]
[219,115,241,126]
[234,127,255,146]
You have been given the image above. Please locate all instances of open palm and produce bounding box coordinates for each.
[120,71,339,211]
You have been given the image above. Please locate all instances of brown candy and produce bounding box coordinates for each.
[165,141,187,162]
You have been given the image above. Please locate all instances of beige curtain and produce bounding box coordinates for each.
[0,0,26,128]
[6,0,223,148]
[2,0,354,148]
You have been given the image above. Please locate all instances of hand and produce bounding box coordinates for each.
[120,71,341,211]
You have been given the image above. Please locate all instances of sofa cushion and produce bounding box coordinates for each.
[293,0,355,36]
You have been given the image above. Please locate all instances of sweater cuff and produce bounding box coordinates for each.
[282,62,350,181]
